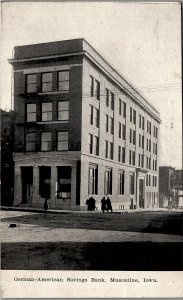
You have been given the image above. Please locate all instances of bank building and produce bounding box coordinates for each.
[9,38,161,210]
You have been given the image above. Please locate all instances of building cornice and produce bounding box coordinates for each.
[8,40,161,123]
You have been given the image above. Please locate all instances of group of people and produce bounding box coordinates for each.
[101,196,113,213]
[86,195,113,213]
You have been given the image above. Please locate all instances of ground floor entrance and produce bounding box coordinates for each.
[14,153,80,210]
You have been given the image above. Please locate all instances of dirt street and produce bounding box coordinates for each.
[1,210,183,270]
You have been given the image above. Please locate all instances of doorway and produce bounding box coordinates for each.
[139,178,145,208]
[39,166,51,199]
[21,167,33,205]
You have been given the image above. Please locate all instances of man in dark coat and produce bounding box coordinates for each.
[90,196,96,211]
[44,198,48,213]
[101,197,106,212]
[106,196,113,213]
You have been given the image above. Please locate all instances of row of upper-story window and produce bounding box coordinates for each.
[89,164,135,196]
[88,133,157,170]
[26,71,69,93]
[26,72,158,137]
[89,109,158,152]
[89,76,158,138]
[25,131,68,152]
[26,101,69,122]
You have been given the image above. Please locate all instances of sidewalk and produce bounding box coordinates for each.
[1,205,183,214]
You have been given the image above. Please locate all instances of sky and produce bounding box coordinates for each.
[1,1,182,169]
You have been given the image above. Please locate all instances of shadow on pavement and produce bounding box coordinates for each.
[1,241,183,271]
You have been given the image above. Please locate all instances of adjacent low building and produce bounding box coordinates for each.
[9,38,161,210]
[1,109,14,206]
[159,166,183,208]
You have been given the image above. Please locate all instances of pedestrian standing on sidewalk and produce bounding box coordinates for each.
[90,196,96,211]
[44,198,48,213]
[101,196,106,212]
[106,196,113,213]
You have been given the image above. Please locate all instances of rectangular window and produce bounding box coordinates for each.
[105,140,108,158]
[57,131,68,151]
[109,142,113,160]
[132,151,135,166]
[104,168,112,195]
[119,123,121,139]
[110,117,114,135]
[133,110,136,125]
[130,108,136,124]
[58,101,69,121]
[41,132,51,151]
[130,128,132,143]
[118,171,124,195]
[118,146,121,162]
[146,139,149,151]
[122,147,125,163]
[42,102,52,121]
[147,120,152,134]
[95,80,100,100]
[110,92,114,110]
[129,173,135,195]
[58,71,69,91]
[139,134,141,147]
[122,124,126,140]
[149,122,151,135]
[142,135,144,149]
[119,99,122,115]
[138,154,141,167]
[106,89,109,107]
[90,76,94,97]
[142,116,144,130]
[141,155,144,168]
[88,164,98,195]
[94,136,99,156]
[94,108,99,128]
[42,72,52,92]
[89,134,93,154]
[57,166,71,199]
[105,114,109,132]
[133,130,136,145]
[149,140,151,152]
[122,101,126,118]
[130,107,133,122]
[89,104,93,125]
[27,103,36,122]
[139,114,141,128]
[153,126,156,138]
[146,175,148,186]
[27,74,37,93]
[26,133,36,151]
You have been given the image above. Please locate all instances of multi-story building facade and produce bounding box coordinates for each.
[9,38,161,210]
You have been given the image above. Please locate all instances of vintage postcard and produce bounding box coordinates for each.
[0,1,182,298]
